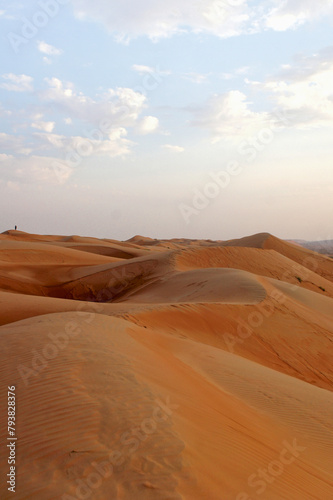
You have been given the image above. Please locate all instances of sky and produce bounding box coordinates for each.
[0,0,333,241]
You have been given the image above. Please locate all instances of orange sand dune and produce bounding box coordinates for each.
[0,230,333,500]
[175,245,333,297]
[116,268,267,304]
[223,232,333,284]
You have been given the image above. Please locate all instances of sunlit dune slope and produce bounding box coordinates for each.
[223,232,333,284]
[0,313,332,499]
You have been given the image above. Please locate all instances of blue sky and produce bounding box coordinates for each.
[0,0,333,240]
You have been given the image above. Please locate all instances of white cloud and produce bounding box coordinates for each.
[71,0,251,40]
[264,0,333,31]
[162,144,185,153]
[0,9,15,20]
[191,90,270,142]
[258,47,333,129]
[0,122,134,186]
[182,72,208,84]
[0,74,33,92]
[192,46,333,140]
[220,67,250,80]
[33,128,134,159]
[220,73,234,81]
[31,121,55,133]
[0,154,73,185]
[0,153,14,161]
[70,0,333,40]
[0,133,32,155]
[0,104,12,117]
[33,132,65,149]
[236,66,250,75]
[132,64,155,74]
[40,78,148,128]
[37,41,62,56]
[0,77,161,185]
[136,116,159,135]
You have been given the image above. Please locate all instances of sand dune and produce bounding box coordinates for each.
[223,233,333,285]
[0,230,332,499]
[175,245,333,297]
[116,268,267,304]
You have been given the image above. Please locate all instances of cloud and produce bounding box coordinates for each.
[70,0,333,41]
[191,90,270,142]
[0,123,134,186]
[38,77,160,142]
[264,0,333,31]
[33,128,134,160]
[0,10,15,20]
[37,41,62,56]
[31,121,55,133]
[136,116,159,134]
[39,78,148,128]
[162,144,185,153]
[182,72,208,84]
[191,46,333,140]
[220,67,250,80]
[132,64,155,74]
[0,74,33,92]
[0,104,12,117]
[0,153,14,161]
[0,153,73,185]
[0,133,32,155]
[132,65,171,82]
[269,45,333,82]
[0,76,162,186]
[71,0,250,41]
[257,47,333,128]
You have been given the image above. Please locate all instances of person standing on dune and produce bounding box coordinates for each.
[14,225,17,230]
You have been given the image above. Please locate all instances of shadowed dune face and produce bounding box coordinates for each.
[0,230,333,500]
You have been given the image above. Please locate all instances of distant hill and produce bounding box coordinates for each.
[287,239,333,257]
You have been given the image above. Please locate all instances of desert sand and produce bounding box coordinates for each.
[0,230,332,500]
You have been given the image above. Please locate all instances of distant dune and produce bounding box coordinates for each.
[0,230,332,499]
[297,240,333,257]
